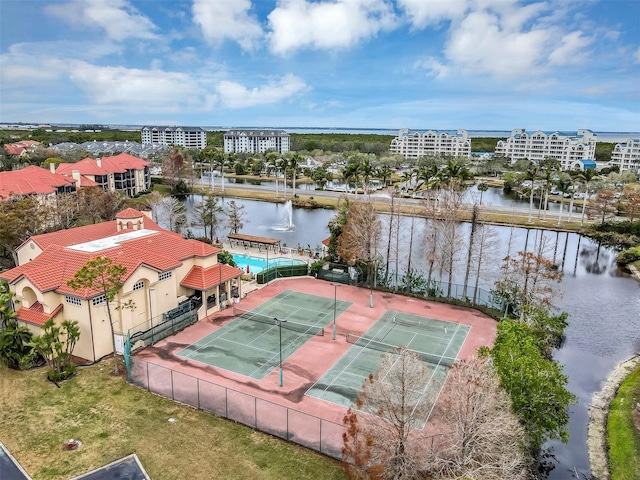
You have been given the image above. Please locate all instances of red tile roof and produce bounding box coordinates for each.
[16,302,64,326]
[2,209,223,298]
[56,158,110,176]
[4,144,25,156]
[180,263,244,290]
[0,165,77,200]
[116,208,146,219]
[20,212,163,251]
[101,153,149,172]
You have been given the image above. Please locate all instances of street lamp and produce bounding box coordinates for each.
[331,283,340,340]
[275,317,287,386]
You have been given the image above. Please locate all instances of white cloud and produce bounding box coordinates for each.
[443,9,552,78]
[192,0,263,51]
[635,46,640,65]
[68,62,205,109]
[549,31,593,65]
[46,0,157,41]
[215,74,309,108]
[397,0,468,28]
[267,0,397,55]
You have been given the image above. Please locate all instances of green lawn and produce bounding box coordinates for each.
[608,362,640,480]
[0,362,347,480]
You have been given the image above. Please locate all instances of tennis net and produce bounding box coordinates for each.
[233,306,324,336]
[346,333,455,367]
[392,316,448,334]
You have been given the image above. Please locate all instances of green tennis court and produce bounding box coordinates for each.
[177,290,352,380]
[306,310,470,427]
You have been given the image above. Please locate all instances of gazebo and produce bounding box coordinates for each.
[227,233,281,253]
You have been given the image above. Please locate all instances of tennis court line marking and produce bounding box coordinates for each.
[417,322,464,424]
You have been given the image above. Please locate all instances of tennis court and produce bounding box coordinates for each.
[177,290,352,380]
[306,310,470,427]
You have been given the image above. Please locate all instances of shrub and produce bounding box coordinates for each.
[616,247,640,265]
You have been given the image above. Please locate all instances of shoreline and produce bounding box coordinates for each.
[587,355,640,480]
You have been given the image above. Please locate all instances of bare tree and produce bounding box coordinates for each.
[437,185,465,298]
[589,189,617,223]
[225,200,246,234]
[343,348,432,480]
[159,196,187,233]
[432,356,530,480]
[495,236,563,316]
[144,190,164,223]
[337,200,381,281]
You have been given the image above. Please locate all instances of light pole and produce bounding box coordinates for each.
[275,317,287,386]
[331,283,340,340]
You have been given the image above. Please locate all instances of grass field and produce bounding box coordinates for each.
[0,362,347,480]
[608,362,640,480]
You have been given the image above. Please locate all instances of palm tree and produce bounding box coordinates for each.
[376,164,393,187]
[538,158,560,220]
[360,157,376,196]
[522,161,538,223]
[477,181,489,204]
[342,162,361,195]
[555,174,572,225]
[578,168,598,226]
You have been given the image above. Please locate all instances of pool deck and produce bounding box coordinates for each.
[221,239,317,268]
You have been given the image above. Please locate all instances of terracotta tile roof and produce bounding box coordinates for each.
[116,208,146,219]
[0,165,76,200]
[79,175,99,187]
[101,153,149,172]
[21,215,163,251]
[16,301,64,326]
[180,263,244,290]
[2,210,220,298]
[4,144,25,155]
[56,158,110,176]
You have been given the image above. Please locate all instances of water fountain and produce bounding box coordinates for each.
[270,200,295,231]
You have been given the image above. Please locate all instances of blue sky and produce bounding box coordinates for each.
[1,0,639,132]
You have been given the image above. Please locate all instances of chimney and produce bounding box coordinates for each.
[72,170,81,184]
[96,158,101,167]
[49,163,56,173]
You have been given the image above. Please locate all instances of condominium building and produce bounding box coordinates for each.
[389,129,472,159]
[495,129,597,170]
[609,138,640,172]
[1,208,244,362]
[223,129,290,154]
[55,153,150,196]
[141,126,207,149]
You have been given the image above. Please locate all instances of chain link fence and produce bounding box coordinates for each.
[128,357,345,459]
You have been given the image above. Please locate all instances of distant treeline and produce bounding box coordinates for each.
[2,128,614,160]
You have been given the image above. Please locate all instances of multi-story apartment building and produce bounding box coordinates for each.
[389,129,472,159]
[495,129,597,170]
[55,153,150,196]
[223,129,290,154]
[141,126,207,149]
[1,208,244,362]
[609,138,640,172]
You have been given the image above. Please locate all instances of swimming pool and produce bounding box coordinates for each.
[233,254,306,273]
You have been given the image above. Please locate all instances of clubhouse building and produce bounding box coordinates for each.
[0,208,244,362]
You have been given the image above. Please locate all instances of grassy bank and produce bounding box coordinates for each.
[193,186,589,233]
[608,362,640,480]
[0,362,347,480]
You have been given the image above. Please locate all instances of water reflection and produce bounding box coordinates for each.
[168,196,639,478]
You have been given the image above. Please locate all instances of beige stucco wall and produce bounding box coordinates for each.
[16,240,43,266]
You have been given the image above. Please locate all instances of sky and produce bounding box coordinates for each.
[0,0,639,132]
